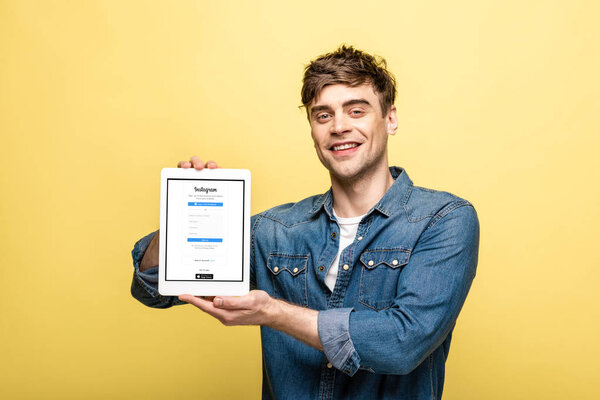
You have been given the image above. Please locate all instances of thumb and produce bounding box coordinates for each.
[214,296,247,309]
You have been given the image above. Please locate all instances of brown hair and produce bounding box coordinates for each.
[301,45,397,117]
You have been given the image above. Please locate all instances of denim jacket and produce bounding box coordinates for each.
[131,167,480,400]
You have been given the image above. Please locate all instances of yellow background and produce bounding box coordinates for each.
[1,1,599,398]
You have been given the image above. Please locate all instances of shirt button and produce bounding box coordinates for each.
[331,232,337,238]
[392,259,398,266]
[292,267,299,273]
[357,236,363,241]
[342,264,349,271]
[326,362,333,369]
[273,266,279,272]
[368,260,374,266]
[319,266,325,272]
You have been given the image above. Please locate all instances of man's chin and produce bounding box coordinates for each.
[318,156,374,182]
[327,164,365,183]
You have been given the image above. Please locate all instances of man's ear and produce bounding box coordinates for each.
[386,105,398,135]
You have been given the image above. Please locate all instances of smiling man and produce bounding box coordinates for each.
[131,45,480,399]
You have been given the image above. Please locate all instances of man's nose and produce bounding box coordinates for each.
[330,114,351,135]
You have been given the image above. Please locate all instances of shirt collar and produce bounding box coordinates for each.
[309,166,413,219]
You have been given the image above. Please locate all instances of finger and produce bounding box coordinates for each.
[206,160,218,169]
[177,160,192,168]
[213,295,253,310]
[179,295,242,323]
[189,156,205,170]
[179,295,214,311]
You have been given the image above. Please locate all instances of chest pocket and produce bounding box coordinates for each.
[267,253,308,306]
[358,248,410,311]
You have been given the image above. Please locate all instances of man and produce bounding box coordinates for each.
[131,45,480,399]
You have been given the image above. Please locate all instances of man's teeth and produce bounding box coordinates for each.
[332,143,359,151]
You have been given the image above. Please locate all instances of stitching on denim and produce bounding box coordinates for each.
[358,297,392,311]
[404,186,451,223]
[358,247,409,310]
[267,253,309,305]
[269,266,308,276]
[359,248,411,269]
[310,192,327,213]
[330,368,336,399]
[361,214,373,239]
[318,370,323,399]
[301,267,307,306]
[267,267,307,276]
[318,358,334,399]
[357,266,390,311]
[303,256,309,306]
[341,339,360,376]
[334,247,352,307]
[401,183,413,207]
[341,342,355,375]
[360,247,411,253]
[270,273,278,298]
[262,213,320,228]
[269,252,310,258]
[427,202,471,230]
[250,214,264,286]
[263,191,332,227]
[267,253,310,274]
[136,274,159,298]
[430,354,435,400]
[318,245,335,280]
[403,185,436,223]
[358,296,391,311]
[373,168,411,219]
[406,212,435,223]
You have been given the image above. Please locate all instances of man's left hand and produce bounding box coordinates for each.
[179,290,322,350]
[178,290,275,326]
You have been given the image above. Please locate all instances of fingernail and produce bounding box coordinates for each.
[214,298,223,307]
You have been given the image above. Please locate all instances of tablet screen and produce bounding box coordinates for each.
[164,178,245,282]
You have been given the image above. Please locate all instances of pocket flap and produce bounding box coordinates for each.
[267,253,308,276]
[360,248,410,270]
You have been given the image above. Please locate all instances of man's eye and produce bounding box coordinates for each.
[350,109,364,116]
[317,114,331,120]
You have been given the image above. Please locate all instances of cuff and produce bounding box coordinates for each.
[131,231,160,297]
[318,308,361,377]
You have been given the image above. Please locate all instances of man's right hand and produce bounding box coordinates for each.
[139,156,220,272]
[177,155,219,170]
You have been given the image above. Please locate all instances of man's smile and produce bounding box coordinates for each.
[330,141,362,155]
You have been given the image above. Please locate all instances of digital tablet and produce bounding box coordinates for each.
[158,168,251,296]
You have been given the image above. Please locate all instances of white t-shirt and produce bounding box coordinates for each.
[325,209,366,292]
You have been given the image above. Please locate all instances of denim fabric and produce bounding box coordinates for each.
[131,167,480,400]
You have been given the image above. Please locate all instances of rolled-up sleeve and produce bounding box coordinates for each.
[318,307,361,376]
[318,203,479,376]
[130,231,184,308]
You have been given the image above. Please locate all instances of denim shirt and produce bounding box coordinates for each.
[131,167,480,400]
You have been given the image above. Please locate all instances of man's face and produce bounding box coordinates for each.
[308,84,397,182]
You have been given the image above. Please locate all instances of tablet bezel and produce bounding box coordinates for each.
[158,167,251,296]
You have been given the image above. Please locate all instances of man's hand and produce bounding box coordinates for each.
[177,155,219,170]
[178,291,274,326]
[178,291,323,351]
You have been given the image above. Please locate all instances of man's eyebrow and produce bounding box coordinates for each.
[309,104,332,116]
[342,98,372,108]
[310,98,373,117]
